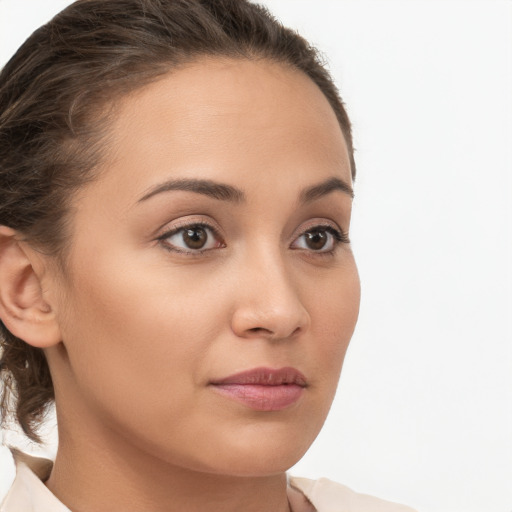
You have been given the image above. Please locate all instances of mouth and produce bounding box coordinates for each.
[209,367,307,412]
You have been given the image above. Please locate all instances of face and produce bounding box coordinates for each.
[45,58,360,476]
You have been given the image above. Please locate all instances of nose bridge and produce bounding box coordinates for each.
[230,243,310,340]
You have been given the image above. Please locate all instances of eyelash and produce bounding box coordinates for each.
[156,221,350,256]
[156,222,224,255]
[293,224,350,253]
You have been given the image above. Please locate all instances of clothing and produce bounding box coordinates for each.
[1,449,417,512]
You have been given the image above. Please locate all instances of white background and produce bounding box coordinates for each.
[0,1,511,511]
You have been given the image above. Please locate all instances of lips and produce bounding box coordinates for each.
[210,367,307,411]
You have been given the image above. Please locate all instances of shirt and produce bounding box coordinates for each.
[0,449,417,512]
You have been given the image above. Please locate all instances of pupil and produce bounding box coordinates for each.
[306,230,327,250]
[184,227,207,249]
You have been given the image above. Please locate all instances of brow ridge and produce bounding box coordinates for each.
[300,177,354,202]
[137,175,353,205]
[138,178,245,203]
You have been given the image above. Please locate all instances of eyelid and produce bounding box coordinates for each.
[156,217,225,254]
[290,221,350,255]
[154,216,349,256]
[156,215,223,238]
[293,219,349,243]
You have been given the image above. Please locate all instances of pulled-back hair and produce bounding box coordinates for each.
[0,0,355,442]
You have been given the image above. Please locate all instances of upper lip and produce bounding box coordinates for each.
[210,367,307,387]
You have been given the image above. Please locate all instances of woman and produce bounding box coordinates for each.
[0,1,416,510]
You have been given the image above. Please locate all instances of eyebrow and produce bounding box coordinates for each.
[299,177,354,202]
[138,178,245,203]
[137,176,353,204]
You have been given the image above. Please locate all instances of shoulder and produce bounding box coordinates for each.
[289,476,418,512]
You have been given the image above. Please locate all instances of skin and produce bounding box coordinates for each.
[0,58,360,512]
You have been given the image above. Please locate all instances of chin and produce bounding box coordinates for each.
[127,398,329,477]
[206,447,308,478]
[145,423,316,478]
[197,423,319,477]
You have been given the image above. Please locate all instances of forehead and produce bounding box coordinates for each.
[94,57,351,202]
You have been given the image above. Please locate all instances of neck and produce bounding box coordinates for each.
[46,422,291,512]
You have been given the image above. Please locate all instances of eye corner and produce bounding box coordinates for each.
[156,221,225,255]
[290,223,350,255]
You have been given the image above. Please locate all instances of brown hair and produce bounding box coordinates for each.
[0,0,356,442]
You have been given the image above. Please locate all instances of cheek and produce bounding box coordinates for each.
[56,249,222,420]
[52,235,360,471]
[307,261,360,386]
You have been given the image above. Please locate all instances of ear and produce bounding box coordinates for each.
[0,226,61,348]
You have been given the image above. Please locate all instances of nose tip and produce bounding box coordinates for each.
[230,277,311,341]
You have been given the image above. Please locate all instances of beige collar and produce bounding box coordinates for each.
[1,449,416,512]
[0,449,70,512]
[1,449,315,512]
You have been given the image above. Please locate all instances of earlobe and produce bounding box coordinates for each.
[0,226,62,348]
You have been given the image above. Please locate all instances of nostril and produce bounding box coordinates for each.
[231,300,310,340]
[245,326,301,339]
[248,327,271,335]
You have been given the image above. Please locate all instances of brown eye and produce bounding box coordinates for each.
[160,224,224,253]
[304,230,329,250]
[291,225,346,253]
[183,227,208,249]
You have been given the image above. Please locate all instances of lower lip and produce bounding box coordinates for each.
[211,384,304,411]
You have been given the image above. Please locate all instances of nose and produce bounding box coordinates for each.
[230,253,310,341]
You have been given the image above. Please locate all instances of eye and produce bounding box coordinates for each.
[158,223,224,253]
[291,226,348,253]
